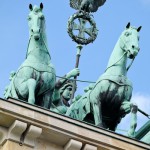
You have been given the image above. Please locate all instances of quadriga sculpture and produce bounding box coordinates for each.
[5,3,56,109]
[66,23,142,132]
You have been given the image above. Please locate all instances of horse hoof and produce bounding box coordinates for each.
[28,99,35,105]
[97,123,103,128]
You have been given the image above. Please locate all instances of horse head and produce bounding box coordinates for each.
[28,3,45,41]
[119,22,142,59]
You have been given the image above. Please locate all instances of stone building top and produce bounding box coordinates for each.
[0,98,149,150]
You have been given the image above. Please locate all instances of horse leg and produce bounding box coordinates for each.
[127,103,138,138]
[27,79,36,104]
[42,90,53,109]
[39,72,55,109]
[120,101,138,137]
[90,84,103,127]
[92,100,103,127]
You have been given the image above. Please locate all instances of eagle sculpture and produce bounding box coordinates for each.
[70,0,106,12]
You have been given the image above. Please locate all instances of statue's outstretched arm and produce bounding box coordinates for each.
[55,68,80,89]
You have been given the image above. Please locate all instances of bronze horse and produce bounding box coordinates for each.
[66,23,141,134]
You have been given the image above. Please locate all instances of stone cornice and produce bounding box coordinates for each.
[0,98,149,150]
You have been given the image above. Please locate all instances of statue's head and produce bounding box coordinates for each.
[28,3,45,41]
[120,22,142,59]
[60,81,73,101]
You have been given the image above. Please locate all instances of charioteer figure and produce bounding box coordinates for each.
[51,68,80,114]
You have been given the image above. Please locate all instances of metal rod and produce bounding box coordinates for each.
[138,108,150,119]
[71,44,83,102]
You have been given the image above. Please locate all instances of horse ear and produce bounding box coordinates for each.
[137,26,142,32]
[40,3,43,10]
[126,22,130,29]
[29,4,33,11]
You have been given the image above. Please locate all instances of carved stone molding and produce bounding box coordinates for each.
[64,139,82,150]
[83,144,97,150]
[0,120,27,146]
[0,120,42,148]
[0,99,149,150]
[8,120,27,143]
[23,125,42,147]
[0,126,7,145]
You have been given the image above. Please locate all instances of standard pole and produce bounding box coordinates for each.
[71,44,83,101]
[138,108,150,119]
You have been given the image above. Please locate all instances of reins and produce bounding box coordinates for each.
[26,34,51,59]
[25,36,32,59]
[105,51,127,72]
[126,57,135,71]
[41,35,51,59]
[105,50,136,73]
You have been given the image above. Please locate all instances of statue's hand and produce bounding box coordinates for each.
[67,68,80,78]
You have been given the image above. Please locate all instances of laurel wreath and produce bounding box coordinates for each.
[67,12,98,45]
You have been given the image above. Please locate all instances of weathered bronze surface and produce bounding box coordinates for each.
[51,68,80,114]
[68,0,103,45]
[3,2,149,143]
[4,3,56,109]
[70,0,106,12]
[66,23,141,138]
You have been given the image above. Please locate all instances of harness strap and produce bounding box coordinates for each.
[26,34,51,59]
[26,36,32,59]
[105,51,127,72]
[105,50,135,72]
[127,58,135,71]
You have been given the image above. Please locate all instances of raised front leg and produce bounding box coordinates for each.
[120,101,132,116]
[127,103,138,138]
[120,101,138,138]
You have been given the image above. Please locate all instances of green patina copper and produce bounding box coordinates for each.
[66,23,142,136]
[68,0,102,45]
[127,103,138,137]
[4,71,16,98]
[50,68,80,114]
[66,83,94,122]
[4,3,56,109]
[135,120,150,144]
[141,132,150,144]
[67,12,98,45]
[3,2,147,140]
[70,0,106,12]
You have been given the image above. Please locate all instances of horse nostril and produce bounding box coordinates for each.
[34,36,39,41]
[39,29,40,33]
[132,45,135,49]
[130,54,134,59]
